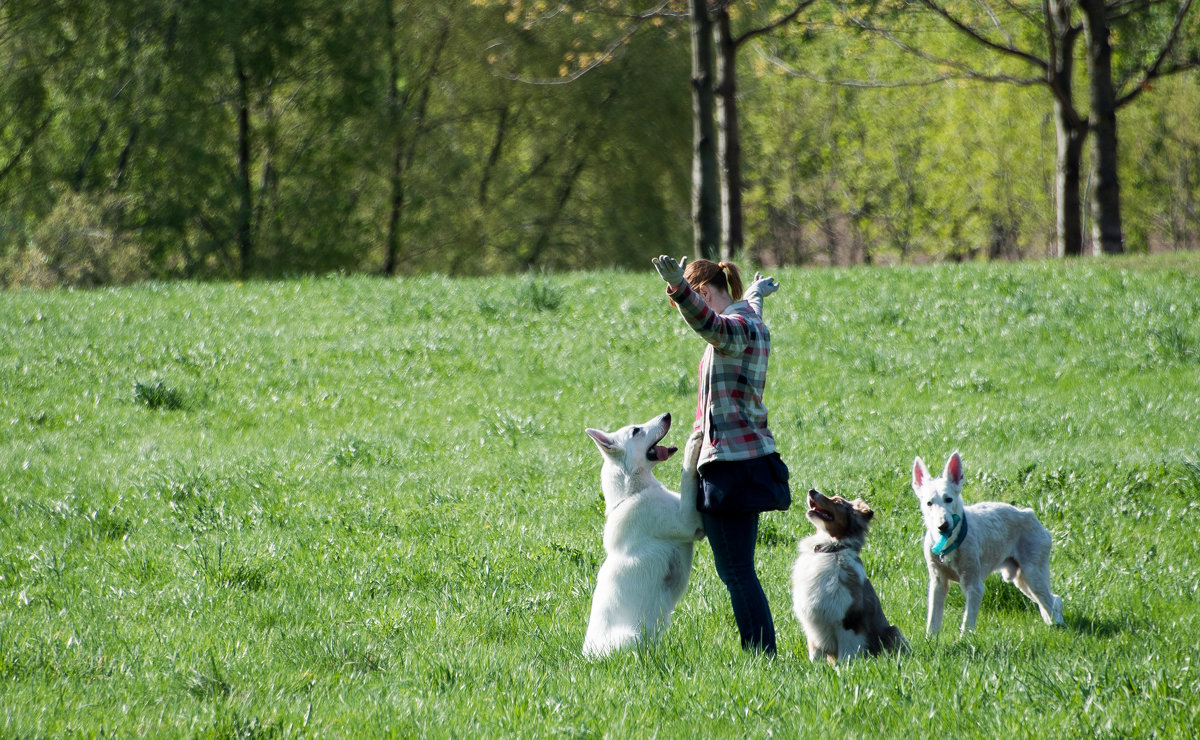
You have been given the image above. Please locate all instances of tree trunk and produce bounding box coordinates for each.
[478,105,510,206]
[525,158,587,267]
[1052,99,1087,257]
[235,52,254,277]
[689,0,721,261]
[1080,0,1123,255]
[74,120,109,191]
[1180,151,1200,249]
[383,8,450,276]
[383,0,404,276]
[1047,2,1086,257]
[713,5,742,262]
[0,112,51,185]
[114,126,139,189]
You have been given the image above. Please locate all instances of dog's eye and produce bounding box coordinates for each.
[944,497,953,503]
[926,501,933,507]
[632,428,641,437]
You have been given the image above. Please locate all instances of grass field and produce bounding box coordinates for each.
[2,255,1199,737]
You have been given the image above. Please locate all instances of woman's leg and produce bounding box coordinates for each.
[701,511,777,655]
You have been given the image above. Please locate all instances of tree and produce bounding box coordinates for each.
[381,3,453,276]
[0,1,58,197]
[483,1,816,262]
[5,0,1199,284]
[462,2,695,271]
[750,24,1050,264]
[710,1,815,259]
[690,0,721,259]
[850,0,1198,257]
[854,0,1090,256]
[1080,0,1198,254]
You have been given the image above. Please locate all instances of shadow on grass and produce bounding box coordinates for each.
[981,579,1137,638]
[1063,613,1130,639]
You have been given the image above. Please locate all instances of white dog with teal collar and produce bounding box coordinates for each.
[913,452,1064,635]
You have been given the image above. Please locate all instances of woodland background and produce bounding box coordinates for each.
[1,0,1198,287]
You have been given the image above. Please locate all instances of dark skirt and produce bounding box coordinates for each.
[698,452,791,514]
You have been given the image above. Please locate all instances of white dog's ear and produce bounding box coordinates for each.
[943,451,964,486]
[585,428,618,454]
[912,457,931,492]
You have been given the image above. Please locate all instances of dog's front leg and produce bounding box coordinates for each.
[679,429,705,540]
[960,578,985,633]
[807,643,835,664]
[806,643,822,662]
[926,570,948,635]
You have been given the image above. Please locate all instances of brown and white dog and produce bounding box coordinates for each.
[791,489,906,663]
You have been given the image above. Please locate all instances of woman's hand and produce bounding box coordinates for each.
[652,255,688,286]
[751,272,779,297]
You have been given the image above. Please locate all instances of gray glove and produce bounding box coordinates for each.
[751,272,779,297]
[652,255,688,286]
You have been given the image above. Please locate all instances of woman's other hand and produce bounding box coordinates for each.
[652,255,688,286]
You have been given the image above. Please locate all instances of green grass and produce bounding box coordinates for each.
[2,255,1199,737]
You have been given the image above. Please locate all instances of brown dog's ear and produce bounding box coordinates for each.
[852,499,874,521]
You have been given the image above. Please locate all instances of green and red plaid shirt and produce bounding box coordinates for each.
[666,280,776,468]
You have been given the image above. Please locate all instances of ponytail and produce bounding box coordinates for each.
[718,261,744,302]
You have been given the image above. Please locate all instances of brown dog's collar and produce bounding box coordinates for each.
[814,542,852,554]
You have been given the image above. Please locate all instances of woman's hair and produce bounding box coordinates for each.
[684,259,744,301]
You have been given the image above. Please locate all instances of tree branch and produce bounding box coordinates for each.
[1104,0,1156,15]
[571,1,686,20]
[918,0,1050,71]
[973,0,1015,44]
[998,0,1048,26]
[1115,0,1196,108]
[0,110,51,186]
[757,46,1043,88]
[841,12,1047,81]
[497,1,673,85]
[733,0,818,48]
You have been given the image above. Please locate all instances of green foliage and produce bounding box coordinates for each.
[0,1,694,280]
[1,258,1199,735]
[1121,75,1200,253]
[745,0,1072,264]
[0,0,1197,277]
[2,191,152,288]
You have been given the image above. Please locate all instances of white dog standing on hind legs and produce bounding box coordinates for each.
[913,451,1064,635]
[582,413,706,658]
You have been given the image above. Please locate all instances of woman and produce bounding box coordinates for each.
[652,254,790,655]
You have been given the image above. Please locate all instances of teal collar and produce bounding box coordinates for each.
[931,513,968,558]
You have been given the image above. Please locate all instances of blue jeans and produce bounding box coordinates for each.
[701,511,777,655]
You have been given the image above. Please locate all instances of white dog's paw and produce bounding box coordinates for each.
[683,429,703,473]
[1051,595,1065,626]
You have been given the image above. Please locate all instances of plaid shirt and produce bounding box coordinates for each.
[667,281,776,467]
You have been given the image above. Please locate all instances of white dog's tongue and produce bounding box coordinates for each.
[652,445,677,461]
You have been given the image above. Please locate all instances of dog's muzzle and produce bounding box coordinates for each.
[645,413,678,461]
